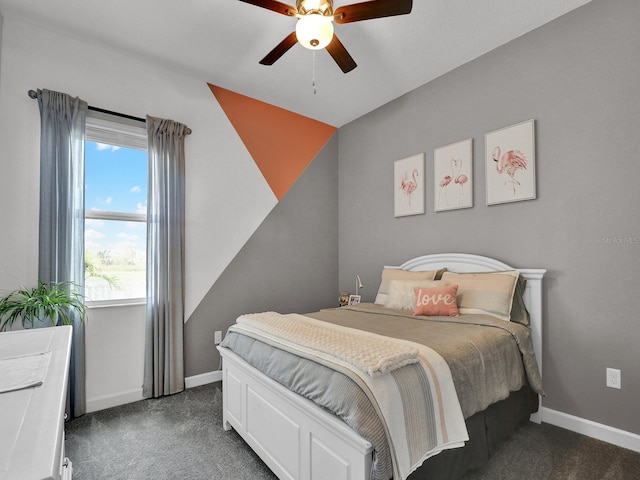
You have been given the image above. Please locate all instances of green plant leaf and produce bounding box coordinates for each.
[0,281,86,331]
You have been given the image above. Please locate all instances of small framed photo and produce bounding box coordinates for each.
[339,292,350,307]
[394,153,425,217]
[485,120,536,205]
[348,295,361,305]
[434,138,473,212]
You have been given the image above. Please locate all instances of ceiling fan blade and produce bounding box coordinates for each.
[238,0,297,16]
[334,0,412,24]
[259,32,299,65]
[325,35,357,73]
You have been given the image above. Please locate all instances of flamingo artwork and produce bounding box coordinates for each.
[400,168,419,206]
[492,146,527,195]
[439,157,466,206]
[395,154,425,217]
[435,138,473,211]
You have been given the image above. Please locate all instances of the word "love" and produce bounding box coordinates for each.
[416,292,456,306]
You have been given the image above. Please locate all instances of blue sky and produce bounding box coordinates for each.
[84,141,147,257]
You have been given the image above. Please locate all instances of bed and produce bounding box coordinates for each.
[217,253,546,480]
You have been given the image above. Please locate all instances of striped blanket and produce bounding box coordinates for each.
[230,312,469,480]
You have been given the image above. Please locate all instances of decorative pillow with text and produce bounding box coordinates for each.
[413,285,460,317]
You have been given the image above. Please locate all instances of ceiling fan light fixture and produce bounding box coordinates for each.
[297,0,332,16]
[246,0,412,73]
[296,14,334,50]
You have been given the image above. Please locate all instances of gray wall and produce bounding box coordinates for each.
[337,0,640,434]
[0,14,3,81]
[185,134,339,376]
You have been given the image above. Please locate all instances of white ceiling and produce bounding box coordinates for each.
[0,0,591,126]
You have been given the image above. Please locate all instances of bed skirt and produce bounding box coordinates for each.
[408,385,539,480]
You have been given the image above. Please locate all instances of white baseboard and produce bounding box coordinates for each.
[85,372,220,412]
[86,372,220,412]
[541,407,640,453]
[85,376,639,455]
[86,388,144,413]
[185,370,221,389]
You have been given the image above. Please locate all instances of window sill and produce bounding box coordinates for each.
[86,298,146,309]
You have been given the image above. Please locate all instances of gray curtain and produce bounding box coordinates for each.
[143,115,189,398]
[37,88,88,418]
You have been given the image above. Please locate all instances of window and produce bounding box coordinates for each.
[84,115,147,304]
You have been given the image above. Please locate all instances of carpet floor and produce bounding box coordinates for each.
[65,383,640,480]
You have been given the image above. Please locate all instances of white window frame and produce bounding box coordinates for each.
[85,113,148,307]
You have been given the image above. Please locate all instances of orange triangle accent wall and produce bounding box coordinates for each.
[209,84,337,200]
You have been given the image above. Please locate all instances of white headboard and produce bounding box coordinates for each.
[387,252,546,416]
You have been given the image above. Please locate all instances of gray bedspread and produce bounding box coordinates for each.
[307,304,544,417]
[220,303,543,480]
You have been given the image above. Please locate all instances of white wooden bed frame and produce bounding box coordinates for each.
[218,253,546,480]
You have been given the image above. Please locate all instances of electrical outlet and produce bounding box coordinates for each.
[214,330,222,345]
[606,368,621,389]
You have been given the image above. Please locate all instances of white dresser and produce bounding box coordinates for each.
[0,326,73,480]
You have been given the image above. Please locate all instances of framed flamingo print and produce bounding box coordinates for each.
[434,138,473,212]
[485,119,536,205]
[394,153,425,217]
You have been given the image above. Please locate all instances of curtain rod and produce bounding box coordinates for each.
[27,90,192,135]
[28,89,145,123]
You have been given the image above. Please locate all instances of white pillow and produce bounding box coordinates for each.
[374,268,439,305]
[386,279,448,311]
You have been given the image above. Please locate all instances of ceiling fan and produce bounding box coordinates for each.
[239,0,413,73]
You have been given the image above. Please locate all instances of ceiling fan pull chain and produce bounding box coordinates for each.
[312,50,317,95]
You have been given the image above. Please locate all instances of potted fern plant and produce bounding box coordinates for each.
[0,281,86,331]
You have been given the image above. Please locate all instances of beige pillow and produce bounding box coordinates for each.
[386,279,448,311]
[510,276,530,325]
[441,270,520,321]
[374,268,438,305]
